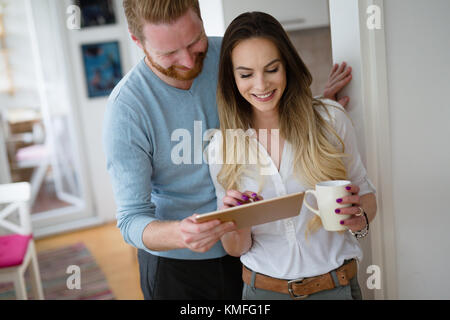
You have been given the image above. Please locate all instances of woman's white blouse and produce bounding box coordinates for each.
[207,99,376,279]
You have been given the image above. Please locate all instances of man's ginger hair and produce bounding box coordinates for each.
[123,0,202,42]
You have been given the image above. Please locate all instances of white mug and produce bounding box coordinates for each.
[303,180,352,231]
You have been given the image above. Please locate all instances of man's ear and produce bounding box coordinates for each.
[129,30,144,50]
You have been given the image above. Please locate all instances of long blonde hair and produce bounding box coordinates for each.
[216,12,349,235]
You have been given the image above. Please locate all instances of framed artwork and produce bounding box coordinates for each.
[81,41,123,98]
[74,0,116,28]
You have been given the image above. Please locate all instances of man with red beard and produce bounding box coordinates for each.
[103,0,352,300]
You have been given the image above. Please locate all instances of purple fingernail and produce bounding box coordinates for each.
[242,195,249,201]
[252,193,257,198]
[336,198,343,203]
[335,209,340,214]
[340,220,344,225]
[346,186,351,191]
[237,201,242,205]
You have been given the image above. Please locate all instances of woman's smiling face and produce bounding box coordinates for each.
[231,37,287,114]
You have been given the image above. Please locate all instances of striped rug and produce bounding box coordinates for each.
[0,242,115,300]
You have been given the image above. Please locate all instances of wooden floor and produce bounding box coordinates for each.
[35,222,143,300]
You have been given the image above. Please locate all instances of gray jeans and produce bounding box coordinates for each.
[242,267,363,300]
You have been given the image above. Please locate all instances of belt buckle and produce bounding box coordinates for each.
[287,278,309,300]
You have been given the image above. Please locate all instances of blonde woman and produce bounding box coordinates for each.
[207,12,377,300]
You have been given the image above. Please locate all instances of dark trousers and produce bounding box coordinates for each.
[137,249,243,300]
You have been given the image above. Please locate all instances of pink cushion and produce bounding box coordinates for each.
[15,144,48,162]
[0,234,32,268]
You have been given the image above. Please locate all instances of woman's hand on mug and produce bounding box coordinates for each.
[220,190,263,210]
[335,184,367,232]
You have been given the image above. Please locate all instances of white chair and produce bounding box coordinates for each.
[0,182,44,299]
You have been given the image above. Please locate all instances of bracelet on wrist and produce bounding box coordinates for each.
[349,211,369,239]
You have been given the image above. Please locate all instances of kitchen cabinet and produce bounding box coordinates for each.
[204,0,329,34]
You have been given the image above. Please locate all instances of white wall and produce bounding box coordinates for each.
[384,0,450,299]
[199,0,226,36]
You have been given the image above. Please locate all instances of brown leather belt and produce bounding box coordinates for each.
[242,259,357,299]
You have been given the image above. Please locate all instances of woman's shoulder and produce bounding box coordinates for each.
[315,98,352,129]
[316,98,346,115]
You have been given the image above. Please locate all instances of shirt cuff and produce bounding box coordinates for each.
[358,177,376,196]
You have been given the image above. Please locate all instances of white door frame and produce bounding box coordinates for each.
[329,0,397,299]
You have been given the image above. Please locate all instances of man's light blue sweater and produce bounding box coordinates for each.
[102,37,226,259]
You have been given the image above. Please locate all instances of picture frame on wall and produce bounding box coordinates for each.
[81,41,123,98]
[74,0,116,28]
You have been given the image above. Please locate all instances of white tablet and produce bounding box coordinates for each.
[194,192,305,229]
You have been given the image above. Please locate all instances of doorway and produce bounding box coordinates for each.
[0,0,98,237]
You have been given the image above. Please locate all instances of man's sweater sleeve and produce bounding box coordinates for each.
[102,97,157,251]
